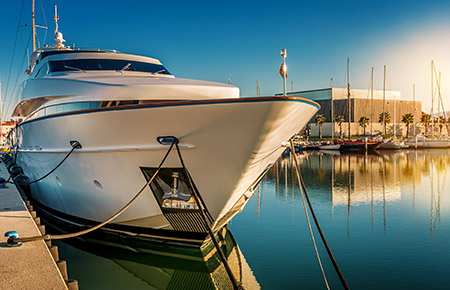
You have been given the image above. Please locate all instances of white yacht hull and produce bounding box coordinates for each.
[404,139,450,148]
[14,97,318,237]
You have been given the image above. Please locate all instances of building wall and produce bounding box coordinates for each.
[285,87,422,137]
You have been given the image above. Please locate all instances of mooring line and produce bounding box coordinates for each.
[175,141,243,290]
[7,140,176,244]
[290,139,350,290]
[10,141,80,185]
[290,141,330,290]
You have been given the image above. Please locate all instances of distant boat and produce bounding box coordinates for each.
[378,141,409,150]
[404,136,450,148]
[339,140,381,152]
[319,144,341,150]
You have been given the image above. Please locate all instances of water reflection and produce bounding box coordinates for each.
[54,227,260,290]
[266,149,450,236]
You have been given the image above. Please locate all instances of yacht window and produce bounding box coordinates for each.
[48,59,171,75]
[27,100,155,121]
[34,62,49,78]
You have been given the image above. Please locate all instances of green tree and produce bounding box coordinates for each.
[439,116,446,136]
[335,115,345,140]
[421,113,431,134]
[315,114,326,139]
[379,112,391,135]
[401,113,414,138]
[359,116,369,137]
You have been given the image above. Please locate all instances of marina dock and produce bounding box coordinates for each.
[0,160,71,290]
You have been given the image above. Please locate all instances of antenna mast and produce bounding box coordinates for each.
[32,0,36,51]
[53,5,65,49]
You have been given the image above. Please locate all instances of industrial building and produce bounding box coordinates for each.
[284,87,422,138]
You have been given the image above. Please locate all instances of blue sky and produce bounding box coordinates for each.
[2,0,450,118]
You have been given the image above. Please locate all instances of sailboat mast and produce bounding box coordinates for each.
[370,67,374,137]
[347,58,351,140]
[331,78,334,140]
[32,0,36,52]
[431,60,434,138]
[383,65,386,135]
[413,84,416,134]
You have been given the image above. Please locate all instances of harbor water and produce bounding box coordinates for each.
[54,149,450,289]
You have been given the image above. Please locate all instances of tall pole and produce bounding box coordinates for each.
[431,60,434,138]
[370,67,374,137]
[32,0,36,52]
[413,84,417,149]
[394,98,396,138]
[347,58,351,140]
[281,49,287,96]
[331,78,334,140]
[438,72,441,135]
[291,81,294,95]
[256,80,260,97]
[383,65,386,136]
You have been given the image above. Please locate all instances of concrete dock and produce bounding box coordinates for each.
[0,161,68,290]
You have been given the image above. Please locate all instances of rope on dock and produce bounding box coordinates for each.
[289,139,350,290]
[7,140,176,244]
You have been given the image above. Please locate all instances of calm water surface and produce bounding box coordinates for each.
[56,149,450,289]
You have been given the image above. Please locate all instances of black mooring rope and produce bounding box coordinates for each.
[175,142,243,290]
[290,140,350,290]
[11,142,80,186]
[8,140,176,244]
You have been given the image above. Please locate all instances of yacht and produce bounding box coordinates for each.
[404,136,450,149]
[9,10,319,243]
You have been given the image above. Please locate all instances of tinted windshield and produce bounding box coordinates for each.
[48,59,171,75]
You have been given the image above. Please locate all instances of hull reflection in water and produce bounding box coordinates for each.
[52,225,260,290]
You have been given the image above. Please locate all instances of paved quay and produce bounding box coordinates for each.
[0,161,68,290]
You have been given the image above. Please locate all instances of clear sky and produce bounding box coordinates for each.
[1,0,450,119]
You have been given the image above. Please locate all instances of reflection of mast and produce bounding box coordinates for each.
[370,157,374,229]
[276,161,279,201]
[413,151,417,209]
[285,158,288,200]
[382,157,386,232]
[331,154,335,220]
[347,156,351,239]
[430,160,434,235]
[257,184,260,219]
[291,158,295,219]
[437,164,441,224]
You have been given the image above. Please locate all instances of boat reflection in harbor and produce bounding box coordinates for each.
[52,226,259,290]
[267,149,450,236]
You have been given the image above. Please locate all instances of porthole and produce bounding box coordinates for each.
[93,180,103,191]
[55,176,62,186]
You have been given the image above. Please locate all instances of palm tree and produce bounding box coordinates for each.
[401,113,414,138]
[420,113,431,135]
[359,116,369,137]
[379,112,391,135]
[335,115,345,140]
[315,114,326,139]
[438,116,446,136]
